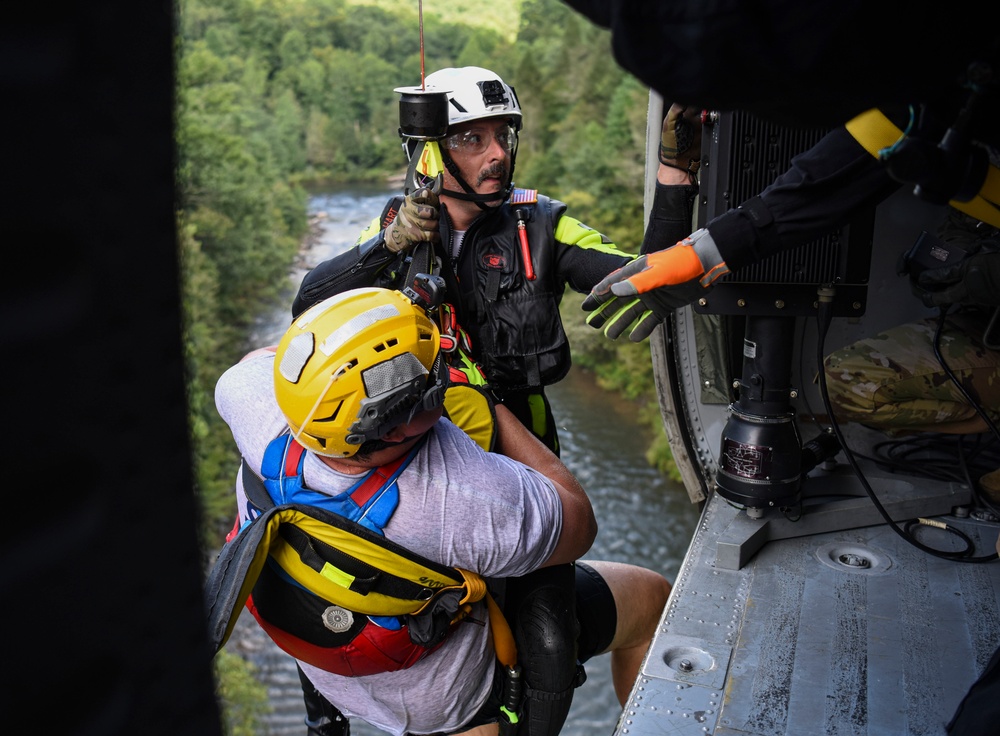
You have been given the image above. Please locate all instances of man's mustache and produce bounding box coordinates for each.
[477,164,508,186]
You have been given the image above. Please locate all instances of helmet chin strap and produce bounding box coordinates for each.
[440,149,516,211]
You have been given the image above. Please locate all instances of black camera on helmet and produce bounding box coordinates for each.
[478,79,508,107]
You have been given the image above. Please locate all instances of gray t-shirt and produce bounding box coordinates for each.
[215,353,563,735]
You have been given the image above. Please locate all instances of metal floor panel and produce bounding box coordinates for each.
[616,468,1000,736]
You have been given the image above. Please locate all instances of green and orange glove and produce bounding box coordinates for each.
[582,228,729,342]
[659,103,703,182]
[384,179,441,254]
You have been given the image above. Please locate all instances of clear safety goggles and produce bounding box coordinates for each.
[442,123,518,155]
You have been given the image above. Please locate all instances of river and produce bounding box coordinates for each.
[231,185,703,736]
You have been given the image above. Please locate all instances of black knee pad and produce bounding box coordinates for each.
[505,564,584,736]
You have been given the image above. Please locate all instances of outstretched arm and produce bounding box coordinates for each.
[493,404,597,566]
[583,119,901,341]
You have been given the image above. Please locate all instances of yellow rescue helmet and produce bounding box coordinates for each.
[274,288,447,457]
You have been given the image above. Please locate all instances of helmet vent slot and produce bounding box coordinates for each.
[313,401,344,424]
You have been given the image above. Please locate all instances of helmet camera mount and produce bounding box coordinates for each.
[401,272,446,312]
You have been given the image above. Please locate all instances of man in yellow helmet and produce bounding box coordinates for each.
[215,287,671,736]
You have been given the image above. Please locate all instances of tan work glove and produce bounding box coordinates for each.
[384,182,441,254]
[659,103,703,181]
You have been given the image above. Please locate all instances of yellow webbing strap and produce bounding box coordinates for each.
[845,108,903,158]
[486,593,518,668]
[455,569,518,668]
[845,108,1000,228]
[957,165,1000,226]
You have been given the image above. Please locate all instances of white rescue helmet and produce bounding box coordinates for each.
[423,66,522,131]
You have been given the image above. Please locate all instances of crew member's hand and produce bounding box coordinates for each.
[659,103,703,180]
[917,251,1000,307]
[582,229,729,342]
[384,183,440,254]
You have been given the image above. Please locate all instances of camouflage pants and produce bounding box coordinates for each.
[823,313,1000,431]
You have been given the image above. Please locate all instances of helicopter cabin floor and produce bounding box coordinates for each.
[614,443,1000,736]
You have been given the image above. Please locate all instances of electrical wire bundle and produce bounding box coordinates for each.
[815,295,1000,562]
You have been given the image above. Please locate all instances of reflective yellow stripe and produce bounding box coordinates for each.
[527,392,547,438]
[553,215,627,256]
[319,562,355,588]
[356,214,382,245]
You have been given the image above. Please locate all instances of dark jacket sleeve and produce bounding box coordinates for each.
[705,124,901,271]
[640,183,699,254]
[291,233,401,318]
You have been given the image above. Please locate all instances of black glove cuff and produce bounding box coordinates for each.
[639,278,708,314]
[640,183,699,255]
